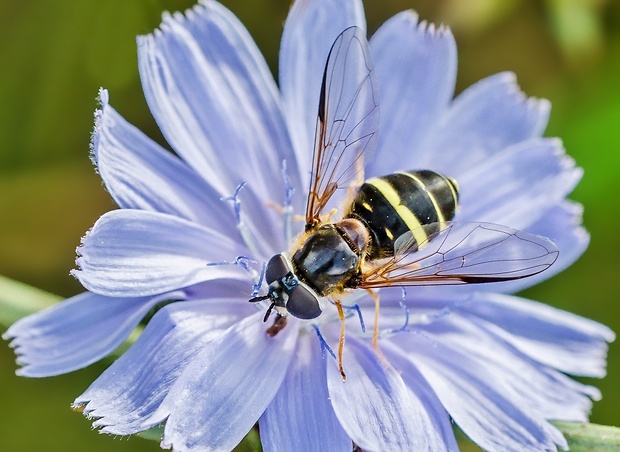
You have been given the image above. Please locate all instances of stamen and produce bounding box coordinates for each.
[251,263,266,297]
[400,288,410,326]
[206,255,257,272]
[387,288,411,334]
[221,182,263,257]
[425,298,469,324]
[281,160,295,245]
[341,303,365,333]
[207,256,266,305]
[389,298,470,346]
[409,328,438,348]
[221,182,246,223]
[312,325,336,360]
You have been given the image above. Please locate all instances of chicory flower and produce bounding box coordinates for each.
[4,0,614,451]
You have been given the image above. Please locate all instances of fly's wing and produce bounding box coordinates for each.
[359,222,559,288]
[305,26,380,228]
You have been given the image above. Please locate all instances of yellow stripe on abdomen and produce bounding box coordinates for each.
[397,171,446,228]
[366,177,429,246]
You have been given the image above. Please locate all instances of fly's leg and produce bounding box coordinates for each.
[266,314,288,337]
[334,299,347,381]
[265,202,305,222]
[365,288,388,367]
[366,288,381,348]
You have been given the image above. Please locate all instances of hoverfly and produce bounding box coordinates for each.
[250,26,558,380]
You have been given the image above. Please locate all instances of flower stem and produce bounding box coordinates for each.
[0,275,61,327]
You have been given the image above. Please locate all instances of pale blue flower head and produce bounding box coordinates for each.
[4,1,615,451]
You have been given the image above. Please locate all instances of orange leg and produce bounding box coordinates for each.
[366,289,381,349]
[265,201,305,222]
[366,288,389,368]
[335,300,347,381]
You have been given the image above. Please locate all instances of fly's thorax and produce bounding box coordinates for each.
[346,170,460,259]
[291,224,361,296]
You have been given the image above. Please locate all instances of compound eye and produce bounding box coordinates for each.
[265,254,291,284]
[286,284,322,320]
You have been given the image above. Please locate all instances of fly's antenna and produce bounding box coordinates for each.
[248,294,270,303]
[262,302,276,323]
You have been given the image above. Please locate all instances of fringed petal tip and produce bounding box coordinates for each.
[543,137,583,178]
[72,401,112,427]
[71,401,88,415]
[73,402,147,436]
[6,344,36,377]
[379,9,456,54]
[2,325,17,342]
[4,291,176,378]
[496,71,551,125]
[483,71,551,114]
[368,8,457,177]
[401,9,453,38]
[465,293,615,378]
[418,71,554,176]
[72,226,94,278]
[598,324,616,345]
[89,88,110,173]
[562,200,590,247]
[137,0,228,42]
[98,87,110,107]
[6,347,32,378]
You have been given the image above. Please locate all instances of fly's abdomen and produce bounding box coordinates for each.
[347,170,459,259]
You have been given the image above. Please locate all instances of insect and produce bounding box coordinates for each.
[250,26,559,380]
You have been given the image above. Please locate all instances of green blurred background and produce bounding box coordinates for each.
[0,0,618,450]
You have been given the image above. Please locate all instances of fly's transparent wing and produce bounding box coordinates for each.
[360,222,559,288]
[305,26,380,228]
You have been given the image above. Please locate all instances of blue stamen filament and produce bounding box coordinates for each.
[251,263,266,298]
[221,182,263,258]
[221,182,246,223]
[206,257,268,306]
[281,160,295,246]
[426,298,469,323]
[341,303,366,333]
[387,288,411,335]
[312,325,336,360]
[206,255,257,271]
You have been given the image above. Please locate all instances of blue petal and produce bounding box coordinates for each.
[73,209,249,297]
[326,336,431,451]
[457,138,582,230]
[368,11,457,178]
[417,72,550,175]
[137,1,296,253]
[382,139,581,301]
[259,333,350,452]
[473,201,589,294]
[137,1,298,205]
[382,343,460,451]
[75,297,255,435]
[279,0,366,187]
[461,292,614,377]
[92,89,238,237]
[157,312,298,451]
[4,290,181,377]
[391,314,602,451]
[377,289,612,378]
